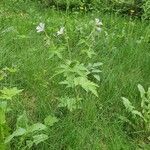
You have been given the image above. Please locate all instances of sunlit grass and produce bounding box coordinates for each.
[0,1,150,149]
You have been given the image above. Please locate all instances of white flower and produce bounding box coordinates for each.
[95,18,103,26]
[96,27,102,32]
[94,18,103,32]
[57,27,65,36]
[36,23,45,33]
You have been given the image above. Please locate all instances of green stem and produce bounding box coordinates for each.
[49,72,62,81]
[65,35,72,60]
[44,30,50,39]
[0,125,4,142]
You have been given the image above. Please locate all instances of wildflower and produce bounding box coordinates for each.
[36,23,45,33]
[95,18,103,32]
[57,27,65,36]
[95,18,103,26]
[96,27,102,32]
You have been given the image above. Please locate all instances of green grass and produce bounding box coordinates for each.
[0,1,150,149]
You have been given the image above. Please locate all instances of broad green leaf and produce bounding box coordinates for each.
[138,84,149,108]
[87,62,102,81]
[5,134,14,144]
[0,87,23,100]
[73,62,89,77]
[122,97,145,120]
[26,140,33,149]
[13,128,26,136]
[16,111,29,129]
[58,97,82,111]
[122,84,150,132]
[93,74,100,81]
[77,39,86,46]
[132,110,144,120]
[0,101,7,111]
[122,97,135,112]
[5,128,26,143]
[48,45,64,59]
[59,78,75,88]
[3,67,17,73]
[49,53,55,59]
[93,62,103,67]
[81,49,96,58]
[28,123,47,133]
[58,60,88,78]
[0,101,7,124]
[56,51,63,59]
[33,134,48,145]
[0,70,7,81]
[91,69,102,73]
[138,84,146,98]
[58,61,91,89]
[74,77,99,97]
[44,115,59,126]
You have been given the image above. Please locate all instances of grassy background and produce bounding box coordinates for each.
[0,0,150,149]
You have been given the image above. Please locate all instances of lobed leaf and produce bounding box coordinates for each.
[44,115,59,126]
[5,128,26,143]
[74,77,99,97]
[16,111,29,129]
[138,84,146,98]
[0,87,23,100]
[33,134,48,145]
[122,97,135,112]
[58,97,82,111]
[0,101,7,124]
[27,123,47,133]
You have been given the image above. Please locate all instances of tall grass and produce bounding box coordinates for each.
[0,0,150,149]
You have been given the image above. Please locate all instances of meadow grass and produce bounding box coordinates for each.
[0,1,150,149]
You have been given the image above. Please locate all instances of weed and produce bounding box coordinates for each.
[121,84,150,141]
